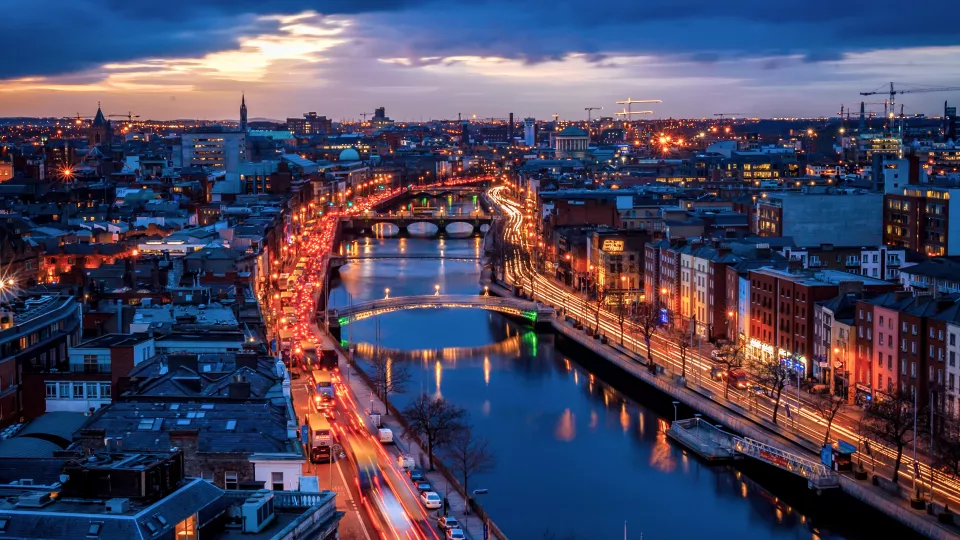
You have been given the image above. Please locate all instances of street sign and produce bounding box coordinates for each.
[483,522,489,540]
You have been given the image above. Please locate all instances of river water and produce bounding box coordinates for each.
[328,235,923,540]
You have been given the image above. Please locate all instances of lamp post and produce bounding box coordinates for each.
[384,287,390,299]
[434,284,440,296]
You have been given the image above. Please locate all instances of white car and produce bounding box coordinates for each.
[420,491,442,510]
[378,428,394,444]
[397,454,415,471]
[446,529,465,540]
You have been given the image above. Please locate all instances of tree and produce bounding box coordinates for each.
[403,394,467,470]
[748,355,791,424]
[673,327,691,379]
[593,285,606,335]
[634,302,661,371]
[812,393,845,446]
[860,389,922,484]
[934,418,960,479]
[615,293,627,346]
[444,426,496,495]
[371,353,412,414]
[714,339,746,399]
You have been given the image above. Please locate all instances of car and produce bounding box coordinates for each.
[290,370,301,380]
[446,529,465,540]
[437,516,459,531]
[397,455,415,471]
[408,468,424,482]
[420,491,442,510]
[415,481,433,493]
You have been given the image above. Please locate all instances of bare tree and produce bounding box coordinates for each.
[748,355,791,424]
[371,354,412,414]
[593,285,606,335]
[634,302,661,371]
[403,394,467,470]
[811,393,845,446]
[444,425,496,495]
[673,327,691,379]
[861,389,922,484]
[934,418,960,479]
[615,293,627,346]
[714,339,746,399]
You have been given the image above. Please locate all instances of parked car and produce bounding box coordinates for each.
[446,529,466,540]
[397,454,416,471]
[408,468,424,482]
[420,491,442,510]
[415,480,433,493]
[437,516,459,531]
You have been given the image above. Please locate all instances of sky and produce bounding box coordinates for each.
[1,0,960,121]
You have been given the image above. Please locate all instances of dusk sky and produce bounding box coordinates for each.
[2,0,960,121]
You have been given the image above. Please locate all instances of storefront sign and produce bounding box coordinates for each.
[602,239,625,253]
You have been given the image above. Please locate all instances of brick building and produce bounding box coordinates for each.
[884,187,960,256]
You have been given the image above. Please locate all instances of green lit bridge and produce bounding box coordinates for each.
[325,294,554,340]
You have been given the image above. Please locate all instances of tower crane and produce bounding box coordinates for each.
[713,113,744,121]
[108,111,140,122]
[585,107,602,122]
[616,97,661,119]
[360,112,373,122]
[860,82,960,119]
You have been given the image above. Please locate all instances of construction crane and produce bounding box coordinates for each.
[616,97,661,119]
[615,109,653,118]
[860,82,960,119]
[360,112,373,122]
[71,113,95,126]
[713,113,744,120]
[108,111,140,122]
[552,113,560,124]
[585,107,602,122]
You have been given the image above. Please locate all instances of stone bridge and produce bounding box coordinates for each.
[340,212,493,237]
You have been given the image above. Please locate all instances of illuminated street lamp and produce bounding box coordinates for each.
[434,284,440,296]
[385,287,390,299]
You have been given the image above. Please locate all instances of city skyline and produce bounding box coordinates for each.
[3,1,960,120]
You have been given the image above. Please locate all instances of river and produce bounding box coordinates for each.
[328,234,923,540]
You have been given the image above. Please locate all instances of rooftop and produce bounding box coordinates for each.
[73,333,154,350]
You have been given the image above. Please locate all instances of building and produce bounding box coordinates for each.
[553,126,589,159]
[883,186,960,256]
[0,448,343,540]
[75,399,304,491]
[180,128,246,176]
[287,112,332,137]
[524,118,536,147]
[589,229,647,303]
[898,258,960,294]
[25,333,154,418]
[779,243,914,281]
[748,268,897,377]
[813,294,860,400]
[0,294,82,426]
[88,105,112,148]
[240,94,248,132]
[755,190,883,246]
[0,160,13,183]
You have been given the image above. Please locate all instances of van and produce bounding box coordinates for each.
[378,428,394,445]
[397,454,415,471]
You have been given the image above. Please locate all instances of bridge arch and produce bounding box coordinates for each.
[327,294,553,330]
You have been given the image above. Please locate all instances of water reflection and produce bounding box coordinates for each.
[555,408,576,442]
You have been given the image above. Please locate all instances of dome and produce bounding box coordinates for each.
[557,126,588,137]
[339,148,361,162]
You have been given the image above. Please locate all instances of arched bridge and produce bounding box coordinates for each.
[340,212,493,237]
[407,187,484,199]
[326,294,554,339]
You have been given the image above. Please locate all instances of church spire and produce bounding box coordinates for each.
[240,93,248,132]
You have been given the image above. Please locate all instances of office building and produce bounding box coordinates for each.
[884,186,960,256]
[755,190,883,246]
[524,117,536,147]
[180,128,246,175]
[287,112,332,137]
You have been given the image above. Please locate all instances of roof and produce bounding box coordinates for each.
[900,258,960,281]
[0,437,61,458]
[77,401,301,456]
[0,478,224,540]
[18,412,88,448]
[92,105,107,127]
[556,126,588,137]
[74,333,153,349]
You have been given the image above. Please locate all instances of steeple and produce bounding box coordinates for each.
[240,94,248,132]
[92,102,106,127]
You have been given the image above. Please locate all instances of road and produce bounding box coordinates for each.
[486,184,960,508]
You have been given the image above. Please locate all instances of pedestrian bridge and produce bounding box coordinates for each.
[326,294,554,330]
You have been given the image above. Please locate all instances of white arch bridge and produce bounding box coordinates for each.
[326,294,554,335]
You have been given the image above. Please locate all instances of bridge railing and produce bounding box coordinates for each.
[731,436,839,488]
[329,294,541,323]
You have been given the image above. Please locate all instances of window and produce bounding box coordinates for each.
[201,471,214,482]
[951,351,956,367]
[901,359,907,375]
[86,383,99,399]
[880,316,884,326]
[100,383,111,398]
[46,382,57,398]
[879,332,884,343]
[867,329,872,340]
[912,324,917,335]
[911,362,917,379]
[224,472,238,490]
[878,374,883,388]
[903,322,908,332]
[878,352,883,366]
[271,471,284,491]
[59,382,70,399]
[175,515,197,540]
[87,522,103,537]
[951,334,957,346]
[911,342,917,354]
[859,326,864,338]
[73,383,84,399]
[902,338,907,352]
[867,312,873,322]
[138,418,155,430]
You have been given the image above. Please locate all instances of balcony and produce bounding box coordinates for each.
[68,363,111,374]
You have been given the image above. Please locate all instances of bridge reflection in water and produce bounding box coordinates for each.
[352,333,526,363]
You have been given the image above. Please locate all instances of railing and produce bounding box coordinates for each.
[330,294,543,324]
[69,363,111,374]
[731,436,839,488]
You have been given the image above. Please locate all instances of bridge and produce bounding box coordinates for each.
[668,418,839,490]
[407,186,484,199]
[340,212,493,237]
[325,294,554,340]
[343,254,481,262]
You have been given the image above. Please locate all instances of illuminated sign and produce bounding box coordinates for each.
[602,239,625,253]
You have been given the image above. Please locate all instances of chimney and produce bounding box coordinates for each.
[168,429,199,455]
[228,380,251,400]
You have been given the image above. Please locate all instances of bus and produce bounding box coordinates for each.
[352,446,381,493]
[312,370,335,408]
[306,414,334,463]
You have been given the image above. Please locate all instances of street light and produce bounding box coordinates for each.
[483,285,489,296]
[434,284,440,296]
[385,288,390,299]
